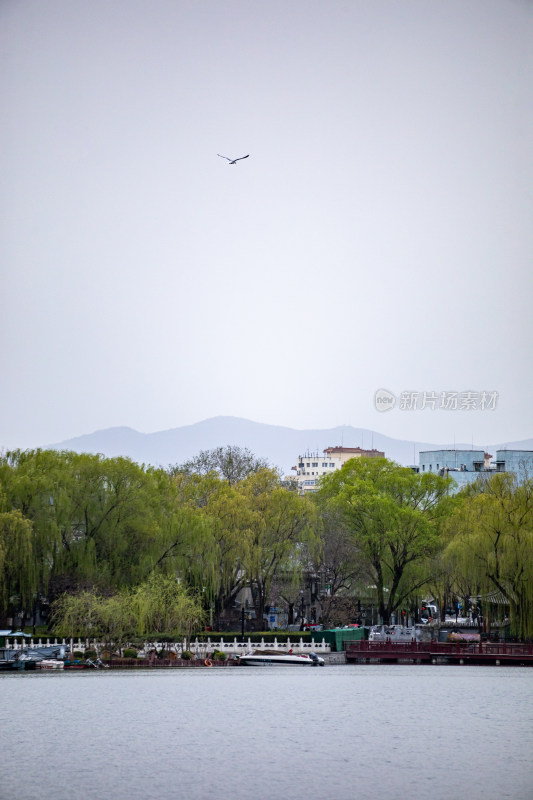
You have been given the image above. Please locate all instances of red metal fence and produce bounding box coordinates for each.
[345,639,533,665]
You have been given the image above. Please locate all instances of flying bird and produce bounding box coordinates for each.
[217,154,250,164]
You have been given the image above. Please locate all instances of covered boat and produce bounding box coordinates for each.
[1,644,67,670]
[0,648,26,671]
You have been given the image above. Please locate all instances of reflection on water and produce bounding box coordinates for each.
[2,665,532,800]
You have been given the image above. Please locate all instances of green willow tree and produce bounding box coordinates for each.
[174,466,321,628]
[239,468,321,626]
[167,470,253,624]
[131,574,205,645]
[0,450,180,607]
[444,472,533,638]
[59,453,163,589]
[52,577,205,651]
[0,507,36,625]
[317,458,452,623]
[0,449,72,618]
[51,590,108,646]
[145,468,216,588]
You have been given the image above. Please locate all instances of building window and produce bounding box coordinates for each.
[306,463,310,468]
[436,464,439,470]
[312,462,318,467]
[322,462,328,468]
[299,462,304,468]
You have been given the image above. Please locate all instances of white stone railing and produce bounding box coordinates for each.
[184,637,331,658]
[2,636,331,656]
[3,637,69,651]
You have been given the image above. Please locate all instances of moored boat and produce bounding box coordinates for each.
[238,651,325,667]
[0,649,26,671]
[36,659,65,670]
[7,644,68,670]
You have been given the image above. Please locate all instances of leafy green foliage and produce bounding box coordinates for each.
[5,447,531,640]
[237,469,321,624]
[317,458,452,623]
[131,574,205,641]
[0,508,36,617]
[212,650,227,661]
[52,576,205,648]
[445,473,533,638]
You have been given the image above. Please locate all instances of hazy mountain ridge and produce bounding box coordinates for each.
[47,416,533,474]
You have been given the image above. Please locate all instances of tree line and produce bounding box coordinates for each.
[0,446,531,640]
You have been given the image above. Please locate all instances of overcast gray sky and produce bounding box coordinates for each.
[1,0,532,451]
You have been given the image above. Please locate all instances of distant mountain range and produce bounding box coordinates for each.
[48,416,533,474]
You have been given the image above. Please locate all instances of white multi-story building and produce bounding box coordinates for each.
[292,446,385,494]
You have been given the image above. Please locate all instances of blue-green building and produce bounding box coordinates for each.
[417,448,533,492]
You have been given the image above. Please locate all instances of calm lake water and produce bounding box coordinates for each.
[1,664,532,800]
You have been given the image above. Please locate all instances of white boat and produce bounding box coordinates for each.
[238,651,325,667]
[36,659,64,670]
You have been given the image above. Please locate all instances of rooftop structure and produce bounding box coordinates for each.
[493,449,533,476]
[292,445,385,494]
[323,446,385,464]
[417,448,533,491]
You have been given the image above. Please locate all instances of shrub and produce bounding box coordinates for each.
[123,648,138,659]
[72,651,84,659]
[84,649,97,660]
[181,650,193,660]
[213,650,227,661]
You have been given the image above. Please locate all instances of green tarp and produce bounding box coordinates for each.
[311,627,367,651]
